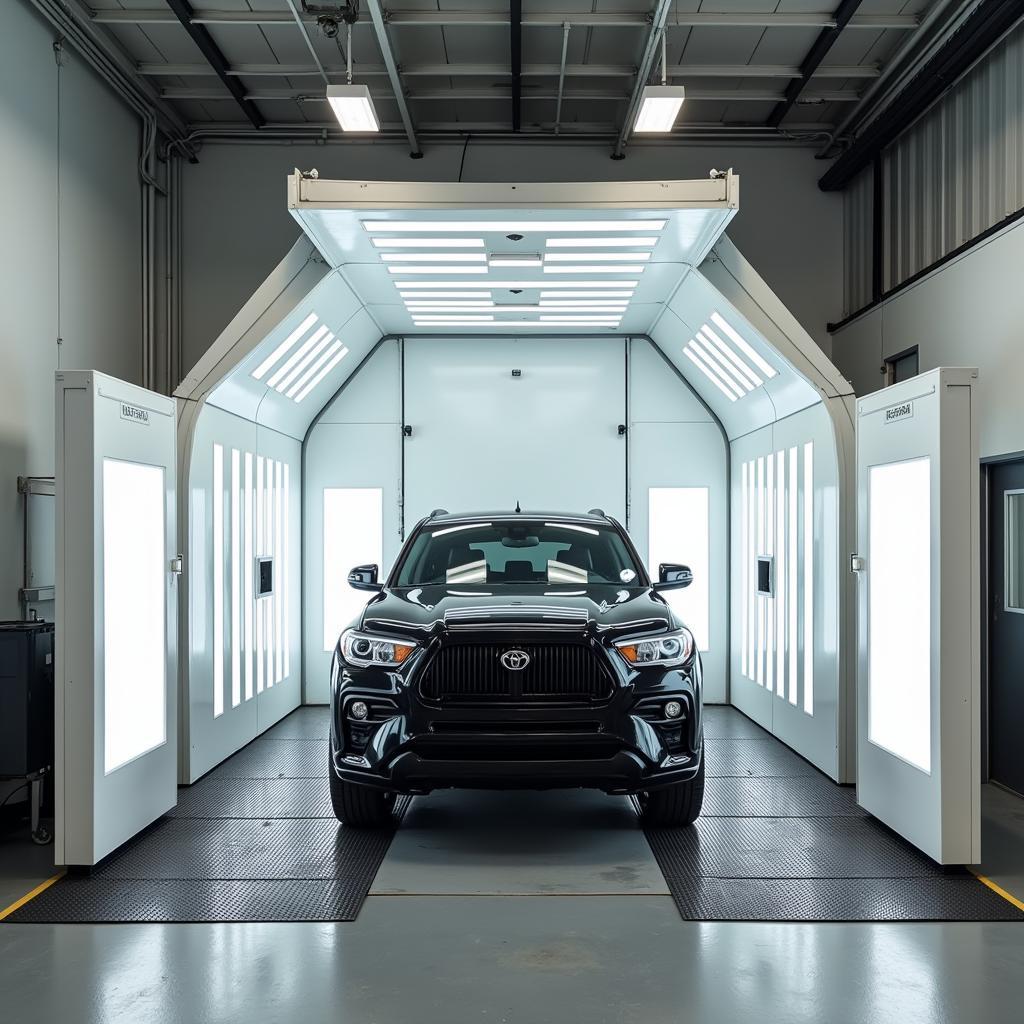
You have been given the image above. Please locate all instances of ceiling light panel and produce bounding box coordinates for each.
[267,325,330,389]
[543,265,646,274]
[689,336,745,398]
[372,238,485,248]
[294,344,350,403]
[394,280,643,289]
[363,220,667,233]
[251,312,319,381]
[327,84,380,132]
[540,291,635,298]
[546,237,659,248]
[710,311,778,379]
[388,266,489,274]
[381,253,486,263]
[544,252,650,262]
[683,345,738,403]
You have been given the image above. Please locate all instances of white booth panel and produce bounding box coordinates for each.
[403,337,627,524]
[856,368,980,864]
[56,372,178,866]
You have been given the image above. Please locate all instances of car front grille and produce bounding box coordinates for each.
[419,642,614,704]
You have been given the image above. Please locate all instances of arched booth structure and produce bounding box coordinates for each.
[174,174,856,786]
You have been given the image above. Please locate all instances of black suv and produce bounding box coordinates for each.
[328,510,704,827]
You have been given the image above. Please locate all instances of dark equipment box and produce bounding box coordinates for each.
[0,621,55,777]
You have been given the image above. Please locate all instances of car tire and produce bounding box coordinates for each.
[640,753,704,827]
[328,750,396,828]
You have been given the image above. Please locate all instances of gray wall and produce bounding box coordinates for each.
[0,1,144,619]
[831,216,1024,461]
[180,141,844,375]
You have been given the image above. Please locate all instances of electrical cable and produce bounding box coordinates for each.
[457,134,471,181]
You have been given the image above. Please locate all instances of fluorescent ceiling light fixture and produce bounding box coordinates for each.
[544,252,650,262]
[698,326,761,389]
[413,320,497,327]
[543,265,646,274]
[634,85,686,133]
[541,290,635,298]
[540,302,628,309]
[539,316,621,323]
[409,306,622,315]
[267,324,330,389]
[285,338,343,400]
[381,252,486,263]
[504,321,622,328]
[413,316,495,323]
[683,345,738,403]
[404,301,496,309]
[395,279,641,289]
[399,291,493,299]
[373,238,484,248]
[489,253,543,267]
[251,311,319,381]
[388,265,489,274]
[689,336,744,399]
[363,220,668,233]
[276,330,336,393]
[327,83,380,132]
[710,311,777,379]
[546,237,659,248]
[295,344,350,403]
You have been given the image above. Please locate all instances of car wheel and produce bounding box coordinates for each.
[640,754,704,827]
[328,749,396,828]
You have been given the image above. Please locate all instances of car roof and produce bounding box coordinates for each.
[422,509,613,526]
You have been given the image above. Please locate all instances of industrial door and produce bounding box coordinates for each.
[989,459,1024,796]
[55,372,178,866]
[403,337,627,524]
[855,368,980,864]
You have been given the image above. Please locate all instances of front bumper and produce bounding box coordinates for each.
[329,642,704,796]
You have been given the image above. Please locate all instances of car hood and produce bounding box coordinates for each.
[358,584,678,643]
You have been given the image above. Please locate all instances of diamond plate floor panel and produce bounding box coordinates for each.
[262,706,331,741]
[705,738,820,777]
[702,776,866,818]
[702,706,770,740]
[169,776,332,819]
[210,739,327,779]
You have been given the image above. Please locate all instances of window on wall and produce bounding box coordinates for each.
[740,442,815,715]
[868,457,931,773]
[648,487,710,652]
[884,346,919,386]
[212,444,292,719]
[323,488,383,650]
[1005,491,1024,612]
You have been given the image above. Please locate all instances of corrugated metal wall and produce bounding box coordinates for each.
[843,20,1024,318]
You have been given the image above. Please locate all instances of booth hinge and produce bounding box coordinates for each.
[850,554,864,573]
[170,554,184,576]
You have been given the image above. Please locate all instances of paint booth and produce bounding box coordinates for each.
[172,174,857,787]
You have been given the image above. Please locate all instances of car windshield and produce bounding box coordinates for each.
[393,519,645,587]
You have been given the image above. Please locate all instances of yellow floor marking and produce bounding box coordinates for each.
[0,872,66,922]
[970,870,1024,913]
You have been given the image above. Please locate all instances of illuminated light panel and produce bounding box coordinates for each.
[686,339,743,400]
[381,252,486,262]
[267,324,329,389]
[489,253,543,267]
[212,444,224,719]
[256,456,264,695]
[294,344,350,403]
[699,325,762,389]
[690,335,746,398]
[396,279,641,289]
[243,453,254,701]
[788,446,798,705]
[803,443,814,716]
[399,291,496,299]
[251,312,318,381]
[373,237,484,248]
[230,448,241,709]
[276,331,335,394]
[408,305,625,315]
[327,83,379,132]
[710,311,777,379]
[388,265,488,274]
[683,346,737,403]
[285,339,342,400]
[544,252,650,262]
[543,265,646,274]
[283,462,290,679]
[404,302,497,309]
[546,237,659,248]
[363,220,667,233]
[541,291,635,298]
[634,84,686,132]
[741,461,749,678]
[539,301,628,308]
[538,318,621,324]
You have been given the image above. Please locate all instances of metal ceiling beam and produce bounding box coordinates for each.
[365,0,422,156]
[93,8,920,29]
[511,0,522,131]
[819,0,1024,190]
[162,87,861,104]
[138,62,882,79]
[163,0,264,127]
[767,0,865,127]
[613,0,673,158]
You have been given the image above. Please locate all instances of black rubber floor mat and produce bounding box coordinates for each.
[702,706,770,740]
[262,706,331,741]
[705,739,820,778]
[169,776,332,819]
[210,739,327,779]
[703,776,866,818]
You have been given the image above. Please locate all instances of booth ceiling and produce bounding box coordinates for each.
[88,0,936,141]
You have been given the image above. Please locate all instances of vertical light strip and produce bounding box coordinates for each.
[264,458,274,689]
[756,456,765,687]
[231,448,241,708]
[803,442,815,715]
[765,451,775,695]
[283,462,291,679]
[747,459,756,680]
[212,444,224,719]
[775,450,786,696]
[256,455,265,695]
[740,460,749,680]
[275,460,284,685]
[788,446,798,705]
[244,452,254,701]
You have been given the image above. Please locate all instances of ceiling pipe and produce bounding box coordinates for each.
[365,0,422,157]
[612,0,673,159]
[553,23,571,135]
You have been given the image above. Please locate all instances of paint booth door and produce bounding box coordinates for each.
[402,337,627,524]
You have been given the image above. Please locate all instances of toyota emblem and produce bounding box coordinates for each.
[500,649,531,671]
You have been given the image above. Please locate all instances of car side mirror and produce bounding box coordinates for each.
[654,563,693,591]
[348,564,383,592]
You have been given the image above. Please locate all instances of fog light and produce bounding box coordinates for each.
[350,700,369,720]
[665,700,682,719]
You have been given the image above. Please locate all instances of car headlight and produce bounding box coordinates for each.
[615,628,693,667]
[341,629,417,668]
